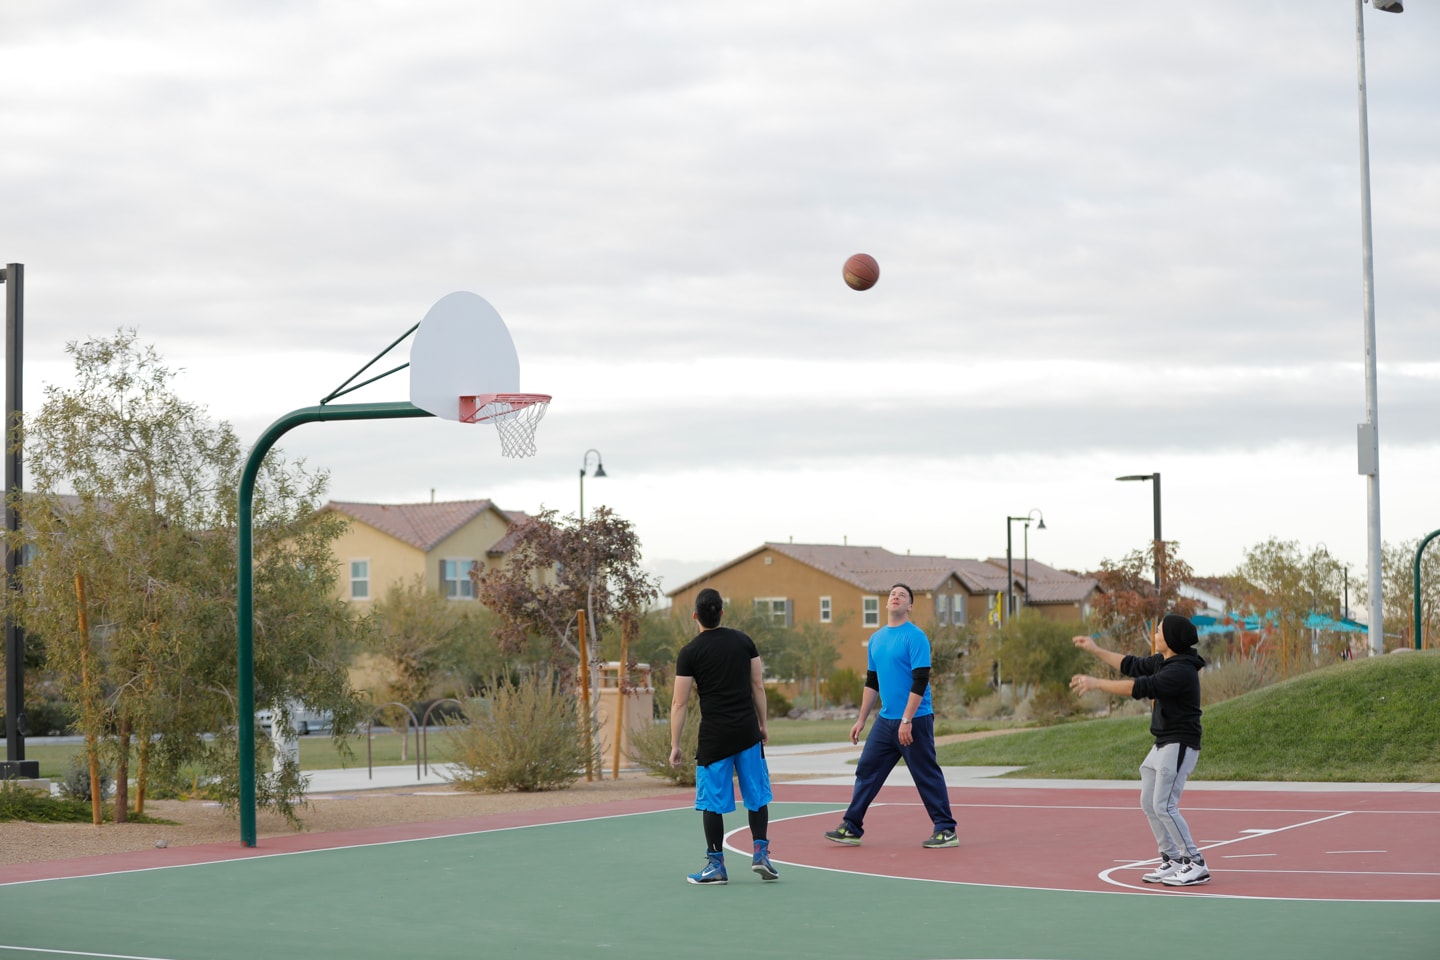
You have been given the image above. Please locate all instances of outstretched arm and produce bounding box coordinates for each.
[1072,635,1126,671]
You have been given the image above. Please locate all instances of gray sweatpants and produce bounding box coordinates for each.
[1139,742,1201,860]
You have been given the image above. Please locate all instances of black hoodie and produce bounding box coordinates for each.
[1120,650,1206,749]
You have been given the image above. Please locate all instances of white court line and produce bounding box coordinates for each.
[1327,849,1386,854]
[1099,811,1356,895]
[0,946,177,960]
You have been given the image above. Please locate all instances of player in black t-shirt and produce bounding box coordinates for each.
[670,588,777,885]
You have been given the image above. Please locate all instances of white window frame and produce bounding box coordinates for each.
[863,596,880,628]
[953,593,966,625]
[349,559,370,600]
[442,558,476,600]
[935,593,950,625]
[819,596,832,623]
[754,597,792,626]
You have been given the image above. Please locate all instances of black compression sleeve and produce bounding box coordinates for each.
[865,670,879,691]
[910,667,931,696]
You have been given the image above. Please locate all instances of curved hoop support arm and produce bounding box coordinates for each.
[237,401,432,847]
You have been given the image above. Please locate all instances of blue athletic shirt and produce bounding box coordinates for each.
[866,620,933,720]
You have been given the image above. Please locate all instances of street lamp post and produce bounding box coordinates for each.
[1116,473,1162,590]
[579,449,606,520]
[1004,510,1045,626]
[1355,0,1402,655]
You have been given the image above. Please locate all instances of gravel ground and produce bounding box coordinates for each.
[0,773,688,865]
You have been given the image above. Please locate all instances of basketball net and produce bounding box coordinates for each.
[458,393,552,458]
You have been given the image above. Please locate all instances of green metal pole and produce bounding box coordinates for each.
[1413,530,1440,655]
[238,401,431,846]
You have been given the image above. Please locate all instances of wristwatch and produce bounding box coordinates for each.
[899,718,912,725]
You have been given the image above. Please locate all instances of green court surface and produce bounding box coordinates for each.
[1,802,1435,960]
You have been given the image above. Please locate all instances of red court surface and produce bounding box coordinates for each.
[766,782,1440,902]
[7,782,1436,905]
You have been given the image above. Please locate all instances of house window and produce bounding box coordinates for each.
[935,593,950,625]
[863,596,880,627]
[442,559,476,599]
[754,597,791,626]
[819,596,832,623]
[953,594,966,624]
[349,560,369,600]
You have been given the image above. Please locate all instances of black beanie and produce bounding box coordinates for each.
[1162,614,1198,653]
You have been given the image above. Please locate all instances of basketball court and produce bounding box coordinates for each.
[3,777,1436,960]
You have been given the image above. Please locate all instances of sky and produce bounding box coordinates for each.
[4,1,1437,601]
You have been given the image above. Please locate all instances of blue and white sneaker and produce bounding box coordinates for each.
[752,839,779,881]
[687,851,728,885]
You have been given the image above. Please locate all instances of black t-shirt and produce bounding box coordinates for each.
[675,626,763,767]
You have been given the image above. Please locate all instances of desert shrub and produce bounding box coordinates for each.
[966,692,1011,720]
[442,672,597,793]
[626,709,700,786]
[767,688,792,719]
[825,668,864,708]
[57,759,111,801]
[1202,655,1274,706]
[1027,682,1077,726]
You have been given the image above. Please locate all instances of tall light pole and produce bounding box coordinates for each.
[1355,0,1402,655]
[1,263,34,779]
[1004,510,1045,625]
[1116,473,1162,590]
[579,448,606,520]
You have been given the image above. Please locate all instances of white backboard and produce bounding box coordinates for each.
[409,291,521,421]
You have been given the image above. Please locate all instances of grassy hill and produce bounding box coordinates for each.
[935,649,1440,782]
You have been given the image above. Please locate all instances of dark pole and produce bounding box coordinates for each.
[1004,519,1013,627]
[1152,471,1163,591]
[2,264,34,778]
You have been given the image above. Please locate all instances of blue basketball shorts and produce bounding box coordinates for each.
[694,741,773,814]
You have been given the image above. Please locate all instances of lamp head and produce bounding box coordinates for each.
[1371,0,1403,13]
[593,462,607,479]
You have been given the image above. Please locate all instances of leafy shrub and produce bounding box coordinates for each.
[626,709,700,786]
[766,688,792,718]
[825,668,864,708]
[442,672,598,793]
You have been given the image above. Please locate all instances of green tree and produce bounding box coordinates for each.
[1234,538,1343,675]
[7,331,362,824]
[1371,537,1440,651]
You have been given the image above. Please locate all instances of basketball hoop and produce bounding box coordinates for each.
[459,393,551,458]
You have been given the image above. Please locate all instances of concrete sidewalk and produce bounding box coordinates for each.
[301,742,1440,794]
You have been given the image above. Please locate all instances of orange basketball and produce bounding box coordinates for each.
[843,253,879,291]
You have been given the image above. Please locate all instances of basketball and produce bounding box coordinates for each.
[843,253,879,291]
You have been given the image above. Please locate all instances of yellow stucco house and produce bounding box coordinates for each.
[323,499,530,607]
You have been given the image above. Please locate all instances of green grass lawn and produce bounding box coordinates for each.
[936,649,1440,781]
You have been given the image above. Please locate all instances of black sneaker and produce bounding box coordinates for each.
[823,822,861,845]
[922,828,959,849]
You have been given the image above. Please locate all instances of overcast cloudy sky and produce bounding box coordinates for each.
[5,1,1437,598]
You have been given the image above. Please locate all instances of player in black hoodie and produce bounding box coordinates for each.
[1071,614,1209,887]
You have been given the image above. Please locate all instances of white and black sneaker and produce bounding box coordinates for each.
[1162,857,1211,887]
[1142,857,1184,883]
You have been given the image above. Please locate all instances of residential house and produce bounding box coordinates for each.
[323,499,532,607]
[983,557,1100,622]
[666,542,1000,677]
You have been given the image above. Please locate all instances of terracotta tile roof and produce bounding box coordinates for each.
[983,557,1099,605]
[486,510,534,556]
[667,542,1002,597]
[324,499,504,552]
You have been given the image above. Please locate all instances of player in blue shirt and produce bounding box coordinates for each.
[824,583,958,849]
